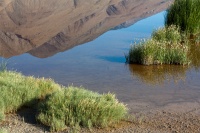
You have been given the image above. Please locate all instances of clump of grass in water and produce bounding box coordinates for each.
[125,25,190,65]
[165,0,200,36]
[37,86,128,132]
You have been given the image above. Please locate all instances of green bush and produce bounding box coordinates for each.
[37,86,127,132]
[165,0,200,35]
[125,25,190,65]
[0,71,60,120]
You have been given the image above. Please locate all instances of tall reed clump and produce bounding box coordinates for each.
[165,0,200,35]
[0,71,60,121]
[125,25,190,65]
[37,86,127,132]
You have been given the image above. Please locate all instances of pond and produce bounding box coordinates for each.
[3,11,200,114]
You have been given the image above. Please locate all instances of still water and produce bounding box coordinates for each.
[6,12,200,113]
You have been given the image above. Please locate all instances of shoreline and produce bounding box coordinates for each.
[1,100,200,133]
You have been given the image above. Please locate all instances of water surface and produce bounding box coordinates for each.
[6,12,200,113]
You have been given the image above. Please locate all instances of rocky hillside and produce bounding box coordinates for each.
[0,0,173,58]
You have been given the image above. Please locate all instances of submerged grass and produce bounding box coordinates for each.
[125,25,190,65]
[0,70,127,132]
[37,86,127,132]
[165,0,200,35]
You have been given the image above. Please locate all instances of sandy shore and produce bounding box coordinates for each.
[1,100,200,133]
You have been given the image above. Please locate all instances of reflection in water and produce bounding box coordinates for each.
[128,64,188,85]
[0,0,172,58]
[189,43,200,70]
[128,43,200,85]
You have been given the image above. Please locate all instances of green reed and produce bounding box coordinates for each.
[165,0,200,35]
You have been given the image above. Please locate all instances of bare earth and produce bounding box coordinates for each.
[1,100,200,133]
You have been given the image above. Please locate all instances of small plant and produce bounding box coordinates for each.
[37,86,128,132]
[127,114,146,125]
[125,25,190,65]
[165,0,200,35]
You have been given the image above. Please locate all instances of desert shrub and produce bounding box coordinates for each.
[37,86,127,132]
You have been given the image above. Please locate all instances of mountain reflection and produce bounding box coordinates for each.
[0,0,172,58]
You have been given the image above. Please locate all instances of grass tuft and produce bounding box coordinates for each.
[37,86,127,132]
[125,25,190,65]
[0,71,61,121]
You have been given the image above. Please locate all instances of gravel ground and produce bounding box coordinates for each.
[1,106,200,133]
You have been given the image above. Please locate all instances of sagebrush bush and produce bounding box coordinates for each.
[125,25,190,65]
[37,86,127,132]
[165,0,200,35]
